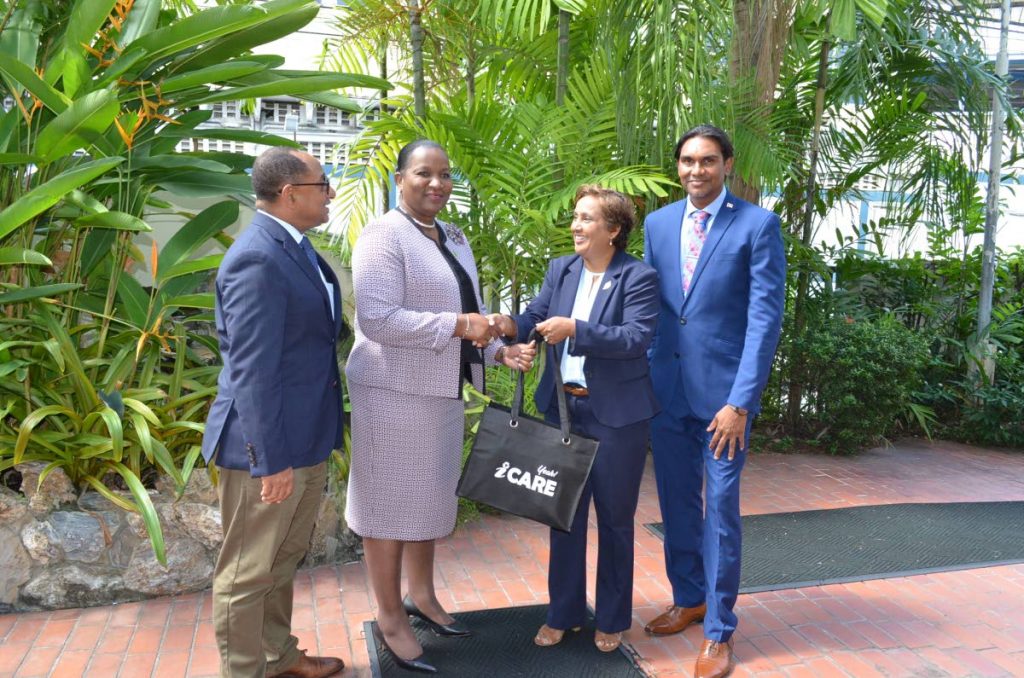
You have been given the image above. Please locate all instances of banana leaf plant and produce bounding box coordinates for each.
[0,0,388,564]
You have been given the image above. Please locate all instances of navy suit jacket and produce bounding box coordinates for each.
[201,212,345,476]
[643,190,786,420]
[513,250,661,428]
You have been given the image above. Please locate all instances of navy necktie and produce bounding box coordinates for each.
[299,236,319,272]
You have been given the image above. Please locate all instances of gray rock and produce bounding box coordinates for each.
[123,538,214,596]
[21,520,60,564]
[0,486,28,522]
[157,471,218,505]
[77,491,120,512]
[49,511,107,563]
[306,493,342,566]
[21,563,132,610]
[17,461,77,512]
[172,502,222,550]
[0,525,31,605]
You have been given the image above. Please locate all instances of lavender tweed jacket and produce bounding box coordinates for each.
[346,209,498,397]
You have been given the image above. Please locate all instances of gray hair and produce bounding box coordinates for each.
[252,147,309,202]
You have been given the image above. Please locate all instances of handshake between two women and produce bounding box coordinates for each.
[453,311,560,373]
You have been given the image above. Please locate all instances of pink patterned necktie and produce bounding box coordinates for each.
[682,210,710,294]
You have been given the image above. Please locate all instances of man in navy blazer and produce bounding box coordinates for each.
[201,147,346,678]
[643,126,786,678]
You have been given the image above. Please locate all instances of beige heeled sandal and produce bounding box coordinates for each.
[533,624,581,647]
[594,630,622,652]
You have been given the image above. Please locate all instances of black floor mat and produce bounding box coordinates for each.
[366,605,646,677]
[645,501,1024,593]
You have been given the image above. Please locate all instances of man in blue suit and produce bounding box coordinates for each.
[643,126,786,678]
[201,147,346,678]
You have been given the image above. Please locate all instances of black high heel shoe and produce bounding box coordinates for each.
[402,595,472,637]
[371,622,437,674]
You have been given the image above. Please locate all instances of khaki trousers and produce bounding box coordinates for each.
[213,462,328,678]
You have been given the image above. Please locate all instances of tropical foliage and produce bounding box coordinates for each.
[0,0,386,563]
[324,0,1022,451]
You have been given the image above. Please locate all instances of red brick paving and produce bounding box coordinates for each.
[2,439,1023,677]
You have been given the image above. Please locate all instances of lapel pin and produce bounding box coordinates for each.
[726,202,734,208]
[602,280,612,290]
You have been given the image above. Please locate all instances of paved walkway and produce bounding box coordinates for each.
[2,439,1024,677]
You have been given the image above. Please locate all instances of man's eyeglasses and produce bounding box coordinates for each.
[279,182,332,194]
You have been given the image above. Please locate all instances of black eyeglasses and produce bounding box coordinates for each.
[279,182,331,193]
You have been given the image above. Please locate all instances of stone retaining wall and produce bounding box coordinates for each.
[0,462,358,611]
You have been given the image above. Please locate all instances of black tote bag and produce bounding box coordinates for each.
[457,335,599,532]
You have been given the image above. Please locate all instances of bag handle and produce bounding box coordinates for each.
[509,330,572,444]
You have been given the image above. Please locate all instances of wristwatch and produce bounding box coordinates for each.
[728,404,748,416]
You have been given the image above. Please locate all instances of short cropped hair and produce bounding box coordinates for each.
[396,139,446,172]
[252,147,309,202]
[575,184,636,251]
[673,124,735,162]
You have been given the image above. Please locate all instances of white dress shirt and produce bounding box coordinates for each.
[560,268,605,387]
[679,187,728,275]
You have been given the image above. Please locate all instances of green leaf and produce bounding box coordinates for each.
[85,407,124,461]
[82,475,136,512]
[124,398,161,426]
[109,461,166,565]
[0,53,70,114]
[161,126,300,148]
[192,74,388,105]
[0,283,81,304]
[552,0,588,13]
[164,293,214,310]
[853,0,888,27]
[131,155,232,174]
[35,90,119,162]
[155,171,254,198]
[828,0,857,41]
[75,211,151,232]
[159,201,237,275]
[116,275,151,329]
[0,153,42,165]
[157,61,271,95]
[65,0,119,54]
[178,0,320,72]
[0,157,123,240]
[116,5,266,71]
[14,404,80,465]
[118,0,161,47]
[158,254,223,283]
[0,248,51,266]
[0,2,43,66]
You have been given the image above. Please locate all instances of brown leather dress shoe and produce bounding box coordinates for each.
[644,603,707,635]
[268,652,345,678]
[694,637,734,678]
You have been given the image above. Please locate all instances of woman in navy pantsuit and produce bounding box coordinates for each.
[489,185,660,652]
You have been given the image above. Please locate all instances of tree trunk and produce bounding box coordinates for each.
[729,0,796,204]
[409,0,426,117]
[555,10,569,107]
[786,39,831,428]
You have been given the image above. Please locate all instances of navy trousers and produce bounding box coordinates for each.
[544,393,649,634]
[649,407,751,642]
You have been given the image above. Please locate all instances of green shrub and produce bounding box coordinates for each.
[791,315,931,453]
[922,352,1024,449]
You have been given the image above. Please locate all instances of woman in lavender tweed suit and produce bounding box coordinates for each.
[345,140,535,673]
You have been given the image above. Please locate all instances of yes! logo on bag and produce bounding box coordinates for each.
[494,461,560,497]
